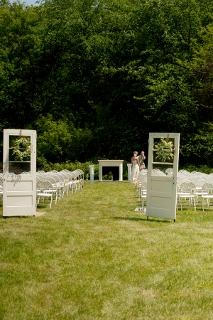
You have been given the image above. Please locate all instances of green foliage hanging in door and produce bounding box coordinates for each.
[154,138,174,163]
[12,137,31,161]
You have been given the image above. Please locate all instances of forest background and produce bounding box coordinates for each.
[0,0,212,169]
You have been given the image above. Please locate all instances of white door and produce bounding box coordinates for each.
[3,129,37,217]
[146,133,180,221]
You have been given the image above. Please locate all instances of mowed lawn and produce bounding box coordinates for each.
[0,182,212,320]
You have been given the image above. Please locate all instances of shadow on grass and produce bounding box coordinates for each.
[0,214,32,219]
[113,215,172,223]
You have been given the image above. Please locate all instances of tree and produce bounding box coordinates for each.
[0,0,212,166]
[0,1,42,128]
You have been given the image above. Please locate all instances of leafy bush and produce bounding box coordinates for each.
[181,123,213,166]
[37,160,99,178]
[35,115,94,163]
[36,115,72,163]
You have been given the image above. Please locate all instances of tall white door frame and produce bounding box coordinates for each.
[3,129,37,217]
[146,133,180,221]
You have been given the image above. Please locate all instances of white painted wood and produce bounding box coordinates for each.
[119,163,123,181]
[3,129,37,217]
[98,160,124,181]
[146,133,180,221]
[89,165,94,181]
[127,163,132,181]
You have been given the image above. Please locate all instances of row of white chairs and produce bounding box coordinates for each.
[177,183,213,211]
[0,169,84,209]
[135,170,213,211]
[136,169,213,185]
[36,169,84,208]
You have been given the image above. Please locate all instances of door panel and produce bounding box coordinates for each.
[3,129,36,217]
[146,133,180,221]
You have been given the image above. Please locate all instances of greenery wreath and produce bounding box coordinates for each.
[12,137,31,161]
[154,138,174,162]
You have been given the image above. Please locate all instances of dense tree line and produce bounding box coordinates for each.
[0,0,212,167]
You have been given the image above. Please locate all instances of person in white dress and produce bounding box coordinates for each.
[131,151,139,182]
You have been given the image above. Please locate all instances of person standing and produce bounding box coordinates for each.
[138,150,146,171]
[131,151,139,182]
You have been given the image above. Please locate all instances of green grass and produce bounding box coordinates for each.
[0,182,213,320]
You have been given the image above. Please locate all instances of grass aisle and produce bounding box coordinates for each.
[0,182,213,320]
